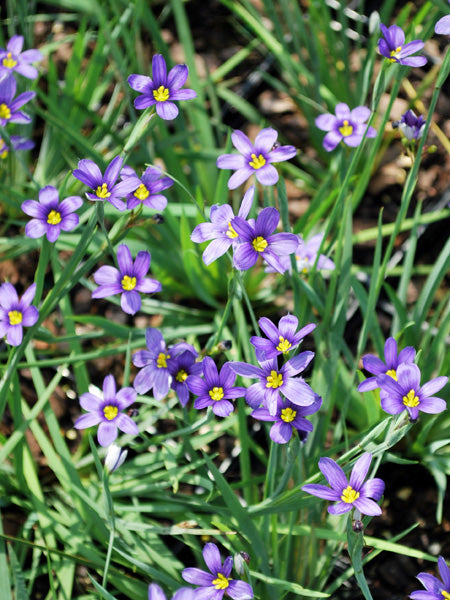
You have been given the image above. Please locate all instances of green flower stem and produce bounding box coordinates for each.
[97,203,117,263]
[101,469,116,590]
[236,270,260,336]
[346,514,373,600]
[120,106,157,160]
[33,237,52,306]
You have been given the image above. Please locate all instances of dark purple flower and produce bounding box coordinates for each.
[0,282,38,346]
[191,186,255,265]
[393,109,426,141]
[357,337,415,393]
[377,363,448,421]
[378,24,427,66]
[0,35,43,79]
[250,314,316,362]
[128,54,197,120]
[217,128,296,189]
[316,103,376,152]
[231,207,298,274]
[148,583,195,600]
[120,165,173,211]
[92,244,161,315]
[0,74,35,126]
[252,394,322,444]
[21,185,82,242]
[132,328,197,399]
[72,156,137,211]
[182,542,253,600]
[410,556,450,600]
[186,357,246,417]
[74,374,138,447]
[168,350,203,407]
[0,135,34,159]
[302,453,385,516]
[229,352,317,416]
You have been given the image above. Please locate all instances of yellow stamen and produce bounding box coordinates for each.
[338,119,353,137]
[252,236,268,253]
[248,153,266,169]
[176,369,188,383]
[134,183,150,200]
[266,370,283,389]
[341,485,360,503]
[226,222,238,239]
[47,209,62,225]
[103,405,118,420]
[157,352,170,368]
[2,52,17,69]
[8,310,22,325]
[276,336,292,354]
[441,591,450,600]
[0,103,11,120]
[386,369,397,381]
[95,183,111,198]
[0,149,8,159]
[403,389,420,408]
[121,275,137,291]
[212,573,230,590]
[389,45,402,62]
[209,386,224,401]
[281,407,297,422]
[153,85,170,102]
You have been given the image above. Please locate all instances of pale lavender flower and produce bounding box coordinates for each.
[92,244,161,315]
[191,186,255,265]
[21,185,82,242]
[217,128,297,189]
[0,135,34,159]
[0,282,38,346]
[168,350,203,407]
[0,35,43,79]
[410,556,450,600]
[231,207,298,273]
[393,109,426,141]
[265,233,335,275]
[357,336,415,393]
[128,54,197,120]
[74,374,138,447]
[378,24,427,66]
[148,583,195,600]
[436,4,450,36]
[316,103,376,152]
[377,363,448,421]
[0,74,35,126]
[120,165,173,211]
[302,453,385,516]
[250,314,316,362]
[72,156,137,211]
[182,542,253,600]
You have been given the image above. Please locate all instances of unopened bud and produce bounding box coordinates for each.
[104,443,128,473]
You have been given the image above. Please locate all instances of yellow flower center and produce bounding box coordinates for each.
[176,369,188,382]
[0,103,11,120]
[441,591,450,600]
[209,386,224,401]
[157,352,170,368]
[8,310,23,325]
[47,209,62,225]
[121,275,137,291]
[2,52,17,69]
[266,370,283,389]
[212,573,230,590]
[276,336,292,353]
[95,183,111,198]
[103,405,118,420]
[339,119,353,137]
[281,407,297,423]
[402,389,420,408]
[0,149,8,159]
[134,183,150,200]
[249,153,266,169]
[153,85,170,102]
[226,222,238,239]
[386,369,397,381]
[252,236,268,253]
[389,45,402,62]
[341,485,360,504]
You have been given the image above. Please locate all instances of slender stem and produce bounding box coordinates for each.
[101,470,115,590]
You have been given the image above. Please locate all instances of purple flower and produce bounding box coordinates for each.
[148,583,195,600]
[316,103,376,152]
[182,542,253,600]
[0,35,43,79]
[74,375,139,447]
[92,244,161,315]
[128,54,197,120]
[0,282,38,346]
[436,4,450,36]
[410,556,450,600]
[120,165,173,211]
[250,314,316,362]
[132,328,197,399]
[217,128,297,189]
[378,24,427,67]
[252,394,322,444]
[0,135,34,159]
[21,185,83,242]
[229,352,317,416]
[357,336,416,393]
[72,156,137,212]
[302,453,385,516]
[393,109,426,141]
[168,350,203,407]
[231,207,298,273]
[191,186,255,265]
[377,363,448,421]
[265,233,335,275]
[186,357,246,417]
[0,74,35,126]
